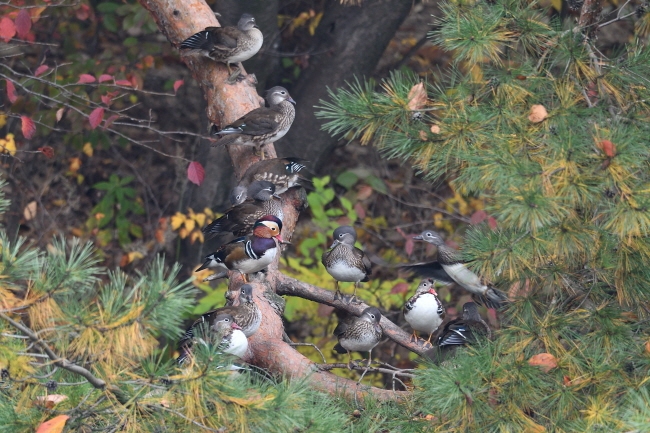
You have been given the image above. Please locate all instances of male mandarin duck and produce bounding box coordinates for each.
[197,215,284,282]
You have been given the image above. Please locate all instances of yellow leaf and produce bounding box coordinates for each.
[179,227,188,239]
[203,208,215,219]
[433,212,444,228]
[190,230,204,244]
[1,133,16,156]
[192,211,206,227]
[36,415,69,433]
[0,114,6,128]
[69,157,81,173]
[550,0,562,11]
[82,142,93,157]
[127,251,144,263]
[184,218,195,232]
[170,212,185,230]
[23,201,37,221]
[309,12,323,36]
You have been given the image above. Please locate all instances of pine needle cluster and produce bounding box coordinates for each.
[318,0,650,430]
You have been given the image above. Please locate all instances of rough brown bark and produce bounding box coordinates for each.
[139,0,415,401]
[281,0,414,167]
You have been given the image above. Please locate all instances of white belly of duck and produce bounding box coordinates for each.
[404,294,443,334]
[224,330,249,358]
[340,333,379,352]
[442,263,487,294]
[327,261,366,282]
[238,247,277,274]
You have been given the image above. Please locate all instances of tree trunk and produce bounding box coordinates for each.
[138,0,415,401]
[281,0,414,168]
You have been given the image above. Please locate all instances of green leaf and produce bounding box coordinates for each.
[365,175,387,194]
[93,182,113,191]
[96,2,121,13]
[335,171,359,190]
[103,14,119,33]
[129,224,143,238]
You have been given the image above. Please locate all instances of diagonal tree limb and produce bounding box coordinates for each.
[275,273,430,357]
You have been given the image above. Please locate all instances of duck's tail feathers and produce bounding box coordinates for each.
[473,286,509,309]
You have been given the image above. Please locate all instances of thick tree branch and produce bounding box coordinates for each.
[276,273,429,357]
[0,312,129,405]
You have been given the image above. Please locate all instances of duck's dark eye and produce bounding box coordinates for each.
[370,314,375,319]
[280,91,286,95]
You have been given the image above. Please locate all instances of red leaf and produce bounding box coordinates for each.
[34,64,48,77]
[389,282,410,295]
[6,79,17,103]
[353,202,366,219]
[187,161,205,186]
[114,79,132,86]
[103,114,119,130]
[173,80,184,94]
[470,210,487,225]
[21,116,36,139]
[77,74,96,84]
[404,237,414,256]
[599,140,616,158]
[101,94,112,106]
[0,17,16,43]
[88,107,104,129]
[488,216,498,230]
[75,4,90,21]
[38,146,54,158]
[14,9,31,39]
[98,74,113,83]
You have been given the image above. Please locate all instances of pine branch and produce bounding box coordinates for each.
[0,312,130,405]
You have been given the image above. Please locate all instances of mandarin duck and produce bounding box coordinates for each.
[322,226,372,304]
[333,307,383,369]
[197,215,283,282]
[177,312,249,365]
[203,181,283,237]
[210,86,295,156]
[403,278,445,346]
[231,157,308,204]
[179,13,263,82]
[401,230,509,309]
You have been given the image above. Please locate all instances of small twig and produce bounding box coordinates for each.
[598,0,635,28]
[289,342,327,363]
[315,363,415,378]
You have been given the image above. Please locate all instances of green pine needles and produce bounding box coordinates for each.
[318,0,650,430]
